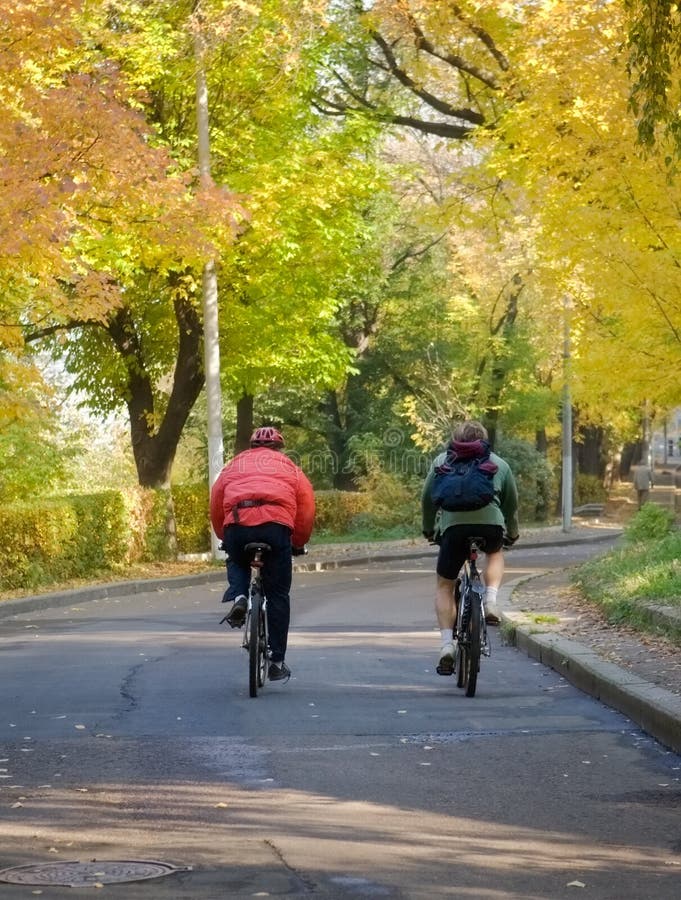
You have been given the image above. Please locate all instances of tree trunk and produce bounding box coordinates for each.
[479,278,522,448]
[234,393,254,454]
[107,293,205,488]
[536,429,548,455]
[620,442,642,478]
[576,425,606,478]
[323,389,358,490]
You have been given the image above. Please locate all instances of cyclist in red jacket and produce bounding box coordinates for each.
[210,426,315,682]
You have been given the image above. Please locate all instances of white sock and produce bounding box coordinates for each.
[440,628,453,645]
[484,587,498,605]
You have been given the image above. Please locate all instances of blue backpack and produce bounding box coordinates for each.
[431,448,498,512]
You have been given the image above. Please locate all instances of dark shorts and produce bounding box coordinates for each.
[436,524,504,581]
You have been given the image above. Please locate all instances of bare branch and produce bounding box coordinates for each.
[391,231,449,271]
[448,2,510,72]
[370,31,486,122]
[401,8,505,89]
[24,319,101,343]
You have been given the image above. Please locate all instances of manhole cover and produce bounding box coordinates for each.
[0,860,191,887]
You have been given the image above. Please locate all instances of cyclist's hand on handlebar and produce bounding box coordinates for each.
[292,545,308,556]
[503,533,519,548]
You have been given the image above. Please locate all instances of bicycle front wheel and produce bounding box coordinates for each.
[464,593,482,698]
[248,589,266,697]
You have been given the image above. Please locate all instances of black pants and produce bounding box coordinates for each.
[436,524,504,580]
[223,523,293,663]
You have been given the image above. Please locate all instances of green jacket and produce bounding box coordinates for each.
[421,450,519,539]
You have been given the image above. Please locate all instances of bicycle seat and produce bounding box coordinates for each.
[467,536,487,552]
[244,542,272,554]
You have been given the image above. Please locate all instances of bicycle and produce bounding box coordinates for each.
[454,537,492,697]
[242,541,271,698]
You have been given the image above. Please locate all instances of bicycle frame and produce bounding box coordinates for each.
[242,543,270,697]
[455,538,491,697]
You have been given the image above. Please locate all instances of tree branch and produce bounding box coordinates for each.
[370,31,487,122]
[391,231,449,271]
[447,2,510,72]
[23,319,101,343]
[400,10,504,88]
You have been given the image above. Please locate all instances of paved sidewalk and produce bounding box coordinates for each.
[2,523,680,753]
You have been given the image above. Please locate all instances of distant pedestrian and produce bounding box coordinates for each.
[633,462,654,509]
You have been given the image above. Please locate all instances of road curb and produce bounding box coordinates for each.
[505,612,681,754]
[0,571,227,619]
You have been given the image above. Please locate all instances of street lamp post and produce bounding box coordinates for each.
[562,296,573,533]
[194,17,224,559]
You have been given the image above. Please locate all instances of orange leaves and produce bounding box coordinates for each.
[0,0,239,336]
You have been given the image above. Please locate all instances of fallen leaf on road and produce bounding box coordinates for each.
[11,802,23,808]
[567,881,586,888]
[214,802,228,808]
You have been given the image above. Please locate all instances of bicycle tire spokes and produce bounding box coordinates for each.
[454,565,487,696]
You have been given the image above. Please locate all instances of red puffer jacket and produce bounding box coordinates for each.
[210,447,315,548]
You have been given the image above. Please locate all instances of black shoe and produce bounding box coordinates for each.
[268,661,291,682]
[225,596,247,628]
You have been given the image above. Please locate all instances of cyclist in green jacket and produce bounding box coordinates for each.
[421,420,519,676]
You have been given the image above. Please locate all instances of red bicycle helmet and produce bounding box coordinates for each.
[250,426,285,448]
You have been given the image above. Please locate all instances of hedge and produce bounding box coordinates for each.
[0,453,555,593]
[0,488,185,592]
[0,492,131,591]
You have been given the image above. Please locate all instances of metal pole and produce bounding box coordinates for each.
[194,20,224,559]
[562,296,573,532]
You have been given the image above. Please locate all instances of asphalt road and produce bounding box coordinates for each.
[0,540,679,899]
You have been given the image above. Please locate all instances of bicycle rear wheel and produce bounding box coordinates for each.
[248,589,266,697]
[464,593,482,697]
[455,586,468,689]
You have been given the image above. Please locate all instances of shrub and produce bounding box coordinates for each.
[314,490,370,534]
[574,473,608,506]
[495,437,556,523]
[173,482,210,554]
[355,468,420,532]
[625,503,676,543]
[0,493,131,591]
[140,489,177,561]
